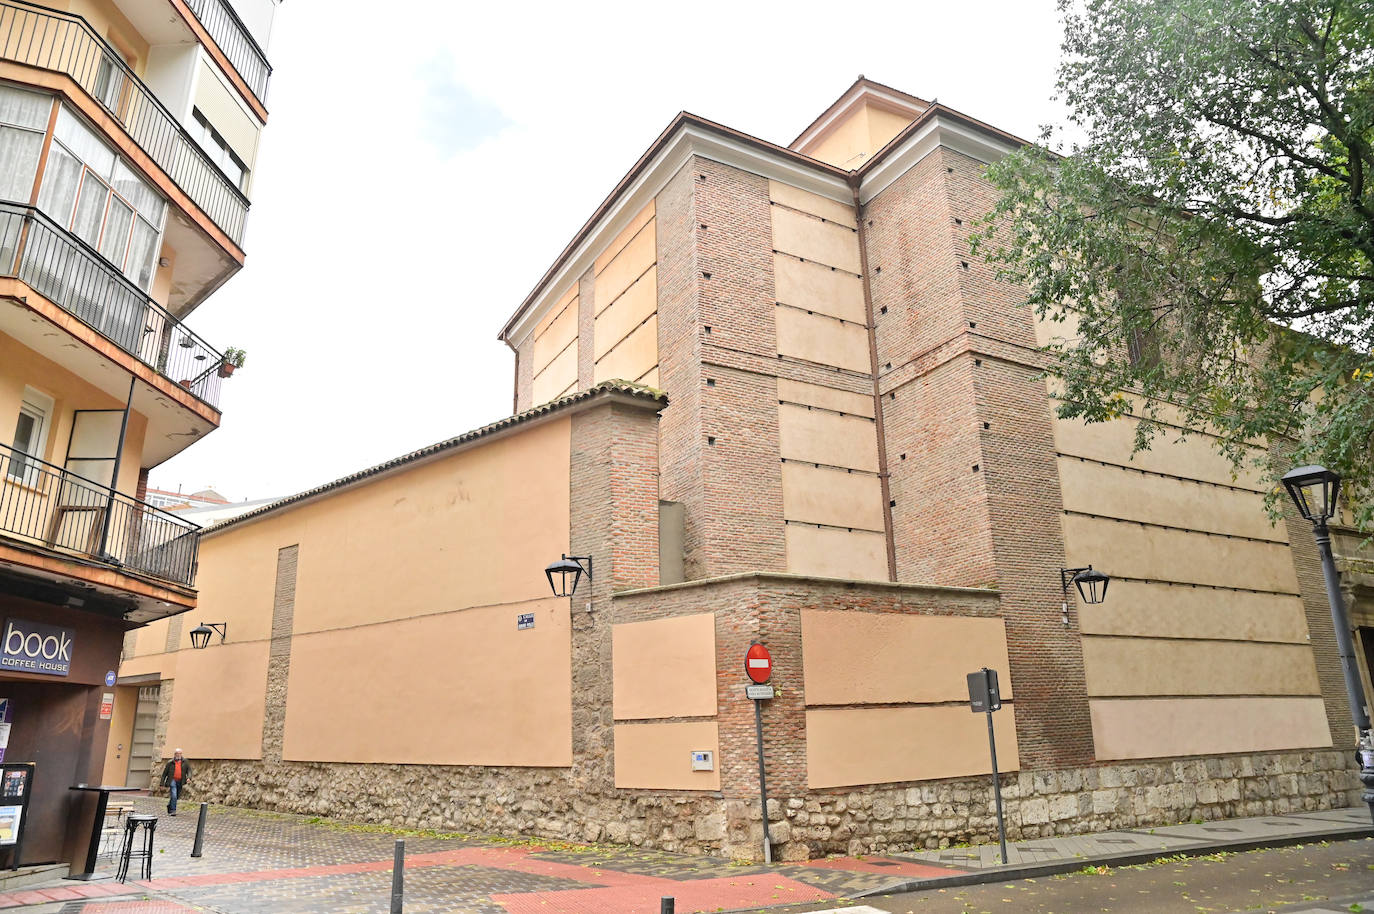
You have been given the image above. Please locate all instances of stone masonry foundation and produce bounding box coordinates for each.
[186,749,1357,862]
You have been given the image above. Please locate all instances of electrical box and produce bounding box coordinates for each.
[690,750,714,771]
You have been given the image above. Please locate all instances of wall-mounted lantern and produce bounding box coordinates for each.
[189,622,227,650]
[1061,566,1109,605]
[544,555,593,597]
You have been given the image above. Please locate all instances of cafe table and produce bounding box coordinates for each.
[66,784,139,880]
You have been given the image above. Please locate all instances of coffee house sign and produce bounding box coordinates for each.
[1,619,73,677]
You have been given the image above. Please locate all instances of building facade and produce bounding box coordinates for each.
[119,79,1369,861]
[0,0,278,868]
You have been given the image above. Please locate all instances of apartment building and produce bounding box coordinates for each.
[118,78,1370,862]
[0,0,278,870]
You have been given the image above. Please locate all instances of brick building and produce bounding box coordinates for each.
[119,79,1370,860]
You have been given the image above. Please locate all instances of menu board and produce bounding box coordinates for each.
[0,764,33,866]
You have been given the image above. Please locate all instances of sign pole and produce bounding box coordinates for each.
[985,705,1008,864]
[744,642,774,864]
[753,697,772,864]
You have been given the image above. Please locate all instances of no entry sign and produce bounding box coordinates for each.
[745,643,772,684]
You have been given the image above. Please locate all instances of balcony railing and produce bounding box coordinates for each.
[0,202,227,410]
[0,0,249,245]
[0,442,200,586]
[184,0,271,104]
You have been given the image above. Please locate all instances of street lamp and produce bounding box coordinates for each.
[1059,565,1109,627]
[1280,464,1374,824]
[188,622,227,650]
[544,555,592,597]
[1061,566,1110,605]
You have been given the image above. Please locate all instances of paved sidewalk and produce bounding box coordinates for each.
[871,805,1373,895]
[0,797,1366,913]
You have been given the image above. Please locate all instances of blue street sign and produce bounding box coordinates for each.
[104,671,117,687]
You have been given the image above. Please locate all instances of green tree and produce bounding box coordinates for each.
[974,0,1374,526]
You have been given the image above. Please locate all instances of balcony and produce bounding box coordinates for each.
[0,441,200,586]
[0,202,228,411]
[184,0,271,105]
[0,0,249,246]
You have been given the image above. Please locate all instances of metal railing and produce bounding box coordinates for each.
[0,0,250,245]
[0,202,227,409]
[184,0,271,104]
[0,442,200,586]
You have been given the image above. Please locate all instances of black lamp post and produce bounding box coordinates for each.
[188,622,227,650]
[1280,465,1374,824]
[545,555,592,597]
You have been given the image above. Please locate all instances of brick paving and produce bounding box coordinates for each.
[2,797,1365,913]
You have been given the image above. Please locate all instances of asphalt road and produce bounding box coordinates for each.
[845,837,1374,913]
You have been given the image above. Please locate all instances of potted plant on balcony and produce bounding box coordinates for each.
[218,347,247,379]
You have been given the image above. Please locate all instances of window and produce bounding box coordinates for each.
[0,85,52,208]
[7,388,54,486]
[37,107,166,291]
[191,109,248,191]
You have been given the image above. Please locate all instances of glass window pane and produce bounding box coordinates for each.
[71,172,109,248]
[0,126,42,202]
[99,196,133,266]
[112,160,163,225]
[11,411,36,454]
[37,144,82,226]
[124,218,157,290]
[0,86,51,131]
[54,108,115,179]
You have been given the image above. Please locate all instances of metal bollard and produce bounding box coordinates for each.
[390,839,404,913]
[190,802,208,858]
[660,897,675,914]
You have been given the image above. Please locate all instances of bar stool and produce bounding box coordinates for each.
[116,814,158,882]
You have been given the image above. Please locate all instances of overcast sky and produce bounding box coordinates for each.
[153,0,1069,501]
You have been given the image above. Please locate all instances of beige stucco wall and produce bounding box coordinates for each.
[283,598,571,766]
[1079,580,1310,642]
[612,613,717,721]
[164,640,270,759]
[613,721,720,790]
[802,611,1013,705]
[1063,514,1298,593]
[129,414,577,768]
[777,378,874,417]
[1082,638,1321,697]
[799,102,914,170]
[531,285,579,404]
[784,526,887,580]
[1090,697,1331,760]
[778,405,879,471]
[775,308,870,372]
[807,705,1019,789]
[1052,389,1329,762]
[0,333,149,503]
[593,201,657,385]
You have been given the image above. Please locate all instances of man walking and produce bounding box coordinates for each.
[159,749,191,815]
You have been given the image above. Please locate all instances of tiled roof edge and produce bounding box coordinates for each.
[201,380,667,537]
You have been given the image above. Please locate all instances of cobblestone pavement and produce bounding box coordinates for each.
[1,798,1367,913]
[0,796,951,913]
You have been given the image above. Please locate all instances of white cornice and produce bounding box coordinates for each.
[858,115,1021,205]
[505,124,851,348]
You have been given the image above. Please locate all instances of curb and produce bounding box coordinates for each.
[853,823,1374,898]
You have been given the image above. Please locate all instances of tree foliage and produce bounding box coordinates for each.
[973,0,1374,527]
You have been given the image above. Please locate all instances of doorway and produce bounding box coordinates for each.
[125,685,159,789]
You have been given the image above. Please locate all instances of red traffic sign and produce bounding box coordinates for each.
[745,643,772,684]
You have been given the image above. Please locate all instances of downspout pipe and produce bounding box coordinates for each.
[850,176,899,582]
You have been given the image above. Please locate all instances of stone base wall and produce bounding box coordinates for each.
[189,760,729,855]
[189,749,1358,862]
